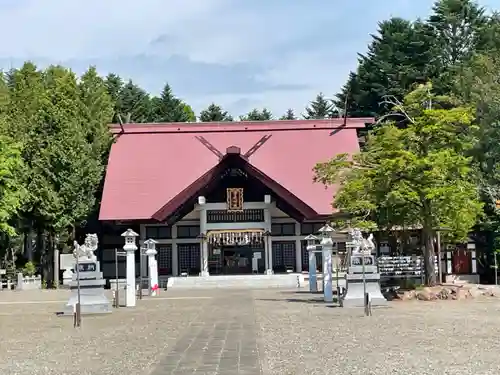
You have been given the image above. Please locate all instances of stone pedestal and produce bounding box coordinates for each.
[60,254,75,287]
[63,260,111,314]
[343,254,387,308]
[62,269,73,287]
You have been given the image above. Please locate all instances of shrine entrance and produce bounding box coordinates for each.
[221,246,252,274]
[207,230,266,275]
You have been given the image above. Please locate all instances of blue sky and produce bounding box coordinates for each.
[0,0,498,118]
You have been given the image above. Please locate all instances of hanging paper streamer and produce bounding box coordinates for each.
[207,229,264,246]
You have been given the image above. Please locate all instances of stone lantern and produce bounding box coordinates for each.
[144,238,159,296]
[121,229,138,307]
[318,224,335,303]
[305,234,319,293]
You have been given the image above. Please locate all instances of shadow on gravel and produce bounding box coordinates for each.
[280,290,324,295]
[256,297,342,306]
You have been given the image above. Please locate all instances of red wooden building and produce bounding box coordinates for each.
[98,118,371,279]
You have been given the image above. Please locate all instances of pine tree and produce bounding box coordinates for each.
[78,66,114,158]
[104,73,123,123]
[150,83,194,122]
[303,93,334,119]
[334,18,437,118]
[240,108,273,121]
[279,109,296,120]
[117,80,151,123]
[199,103,233,122]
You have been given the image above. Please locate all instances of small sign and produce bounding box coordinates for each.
[213,248,221,255]
[496,200,500,209]
[252,258,258,272]
[0,269,6,275]
[227,188,244,212]
[78,263,96,272]
[351,256,374,266]
[253,252,262,259]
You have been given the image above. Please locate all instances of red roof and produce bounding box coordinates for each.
[99,118,371,221]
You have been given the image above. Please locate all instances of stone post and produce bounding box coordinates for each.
[308,249,317,292]
[121,229,138,307]
[322,238,333,303]
[319,224,335,303]
[264,195,273,275]
[198,196,209,276]
[144,239,159,296]
[305,234,318,293]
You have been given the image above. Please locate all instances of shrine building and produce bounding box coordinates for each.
[98,118,372,280]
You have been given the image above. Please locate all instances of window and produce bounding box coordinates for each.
[177,243,200,275]
[157,245,172,275]
[177,225,200,239]
[300,222,324,235]
[271,223,296,236]
[145,226,172,239]
[272,241,296,272]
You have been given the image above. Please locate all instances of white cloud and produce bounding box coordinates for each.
[0,0,227,59]
[0,0,459,116]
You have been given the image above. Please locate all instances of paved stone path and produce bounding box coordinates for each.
[151,292,262,375]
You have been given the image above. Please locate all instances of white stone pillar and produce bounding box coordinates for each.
[467,242,477,274]
[172,225,178,276]
[146,249,158,296]
[121,229,139,307]
[308,248,317,292]
[267,236,273,274]
[198,196,209,276]
[294,221,301,272]
[264,195,273,275]
[471,251,477,274]
[322,238,333,303]
[144,239,158,296]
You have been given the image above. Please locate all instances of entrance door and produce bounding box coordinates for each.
[452,249,471,274]
[222,246,252,274]
[177,243,201,276]
[272,241,296,273]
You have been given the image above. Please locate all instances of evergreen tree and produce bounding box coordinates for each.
[303,93,334,119]
[199,103,233,122]
[104,73,123,123]
[117,80,151,123]
[78,66,114,158]
[428,0,490,93]
[429,0,487,67]
[335,18,437,118]
[150,83,194,122]
[279,109,296,120]
[240,108,273,121]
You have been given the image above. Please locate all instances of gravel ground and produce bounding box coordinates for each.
[254,290,500,375]
[1,288,500,374]
[0,290,212,375]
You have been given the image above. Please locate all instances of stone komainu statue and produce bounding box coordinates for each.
[73,234,98,261]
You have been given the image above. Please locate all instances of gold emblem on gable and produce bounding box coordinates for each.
[227,188,244,212]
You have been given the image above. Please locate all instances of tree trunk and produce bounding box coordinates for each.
[46,232,54,288]
[423,226,436,286]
